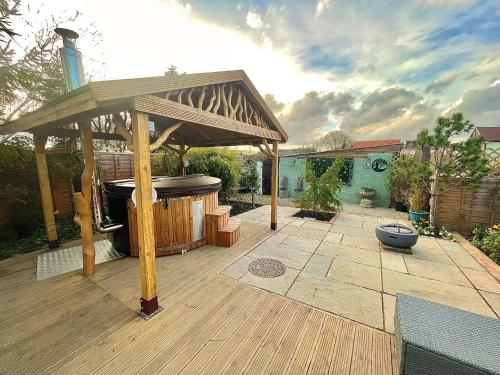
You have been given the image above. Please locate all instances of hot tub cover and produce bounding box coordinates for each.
[104,175,222,199]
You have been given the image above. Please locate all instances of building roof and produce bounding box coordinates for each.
[352,139,401,149]
[280,142,402,159]
[474,127,500,142]
[0,70,287,146]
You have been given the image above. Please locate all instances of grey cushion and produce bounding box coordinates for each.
[395,293,500,375]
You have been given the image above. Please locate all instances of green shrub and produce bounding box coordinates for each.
[471,223,487,248]
[186,148,241,200]
[240,159,260,207]
[153,147,182,176]
[470,223,500,264]
[295,157,343,213]
[0,219,80,259]
[482,225,500,263]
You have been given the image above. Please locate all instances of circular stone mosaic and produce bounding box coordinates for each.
[248,258,286,278]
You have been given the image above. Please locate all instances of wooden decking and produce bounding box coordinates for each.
[0,222,398,374]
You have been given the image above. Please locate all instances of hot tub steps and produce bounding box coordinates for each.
[206,206,240,247]
[217,219,241,247]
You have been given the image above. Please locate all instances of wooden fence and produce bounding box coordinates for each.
[435,177,500,236]
[0,152,167,229]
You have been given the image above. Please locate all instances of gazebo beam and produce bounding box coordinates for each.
[33,133,59,249]
[132,110,161,319]
[271,141,279,230]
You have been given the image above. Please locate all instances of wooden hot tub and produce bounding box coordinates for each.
[104,175,241,256]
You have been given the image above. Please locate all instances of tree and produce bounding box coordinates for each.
[386,155,428,205]
[186,148,241,200]
[0,0,20,42]
[296,157,344,214]
[412,113,490,226]
[240,159,260,207]
[314,130,353,151]
[0,1,102,143]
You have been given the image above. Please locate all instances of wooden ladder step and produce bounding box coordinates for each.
[206,206,232,245]
[207,205,231,216]
[217,219,241,247]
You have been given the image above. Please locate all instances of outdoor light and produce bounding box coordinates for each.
[183,159,190,168]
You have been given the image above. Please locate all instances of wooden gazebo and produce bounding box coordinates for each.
[0,70,288,318]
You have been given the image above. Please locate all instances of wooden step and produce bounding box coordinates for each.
[206,206,232,245]
[217,219,241,247]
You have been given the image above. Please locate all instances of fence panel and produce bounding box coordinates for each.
[435,177,500,236]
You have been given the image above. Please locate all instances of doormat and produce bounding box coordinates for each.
[37,240,125,281]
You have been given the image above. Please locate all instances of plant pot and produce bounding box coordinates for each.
[359,188,376,208]
[409,211,429,223]
[394,201,408,212]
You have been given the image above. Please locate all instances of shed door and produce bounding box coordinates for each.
[192,200,204,242]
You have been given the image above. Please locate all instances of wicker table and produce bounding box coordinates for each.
[395,294,500,375]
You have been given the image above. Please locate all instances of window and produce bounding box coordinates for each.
[308,157,353,186]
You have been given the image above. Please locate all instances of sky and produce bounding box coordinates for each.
[17,0,500,146]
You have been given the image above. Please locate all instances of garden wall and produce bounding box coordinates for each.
[278,152,393,207]
[435,177,500,236]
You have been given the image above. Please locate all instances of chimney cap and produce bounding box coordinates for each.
[54,27,79,40]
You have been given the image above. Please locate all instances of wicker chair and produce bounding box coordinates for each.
[395,293,500,375]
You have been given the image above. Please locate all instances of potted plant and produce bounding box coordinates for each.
[386,156,420,212]
[408,185,429,223]
[359,187,376,208]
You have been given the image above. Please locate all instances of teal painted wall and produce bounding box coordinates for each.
[278,153,393,207]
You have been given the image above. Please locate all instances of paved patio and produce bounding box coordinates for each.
[225,205,500,332]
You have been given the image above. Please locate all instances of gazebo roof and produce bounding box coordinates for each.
[0,70,287,147]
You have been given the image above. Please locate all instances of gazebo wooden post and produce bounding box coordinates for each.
[132,110,161,318]
[180,144,186,176]
[74,121,96,276]
[33,133,59,249]
[271,141,279,230]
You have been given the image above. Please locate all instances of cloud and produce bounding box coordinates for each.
[263,94,285,114]
[276,91,354,145]
[424,74,459,93]
[455,83,500,115]
[315,0,334,18]
[340,87,439,140]
[246,8,263,29]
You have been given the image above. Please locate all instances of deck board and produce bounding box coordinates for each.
[0,221,397,375]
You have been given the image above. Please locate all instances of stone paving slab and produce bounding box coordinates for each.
[447,248,484,270]
[383,293,396,334]
[241,266,299,295]
[323,232,343,244]
[382,269,496,318]
[280,225,327,241]
[341,234,381,251]
[327,258,382,291]
[404,256,473,287]
[462,268,500,294]
[222,255,256,279]
[410,243,454,265]
[301,220,332,232]
[303,254,333,277]
[479,291,500,316]
[317,242,381,268]
[333,216,363,228]
[287,272,384,329]
[248,243,312,270]
[329,224,374,238]
[381,252,408,273]
[281,235,321,253]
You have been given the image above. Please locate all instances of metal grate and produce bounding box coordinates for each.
[248,258,286,278]
[37,240,124,281]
